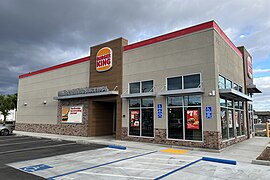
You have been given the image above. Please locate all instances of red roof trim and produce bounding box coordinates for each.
[124,20,242,58]
[124,21,214,51]
[19,56,90,79]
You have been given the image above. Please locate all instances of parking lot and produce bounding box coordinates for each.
[1,134,270,180]
[0,135,106,180]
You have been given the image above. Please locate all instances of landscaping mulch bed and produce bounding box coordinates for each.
[256,146,270,161]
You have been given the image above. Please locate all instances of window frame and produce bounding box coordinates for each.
[128,98,155,138]
[128,80,154,94]
[220,96,246,140]
[166,95,203,142]
[219,74,243,93]
[166,73,201,91]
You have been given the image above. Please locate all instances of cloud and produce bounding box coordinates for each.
[253,76,270,111]
[0,0,270,101]
[254,69,270,73]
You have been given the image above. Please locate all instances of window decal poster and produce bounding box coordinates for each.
[186,110,199,130]
[62,106,83,123]
[221,109,227,129]
[130,110,140,127]
[235,111,239,127]
[228,110,233,128]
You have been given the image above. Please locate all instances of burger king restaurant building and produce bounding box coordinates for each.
[16,21,261,149]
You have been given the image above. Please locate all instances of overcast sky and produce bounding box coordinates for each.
[0,0,270,111]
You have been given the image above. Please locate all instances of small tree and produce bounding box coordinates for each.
[0,94,17,125]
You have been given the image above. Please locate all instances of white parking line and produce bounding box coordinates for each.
[77,171,153,179]
[0,142,77,154]
[0,139,51,147]
[103,166,169,172]
[131,161,181,166]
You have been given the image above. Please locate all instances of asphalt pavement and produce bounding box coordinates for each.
[0,134,106,180]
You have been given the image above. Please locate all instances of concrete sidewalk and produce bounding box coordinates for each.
[13,130,269,163]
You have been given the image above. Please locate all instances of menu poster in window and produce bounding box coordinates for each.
[240,112,244,126]
[228,110,233,128]
[221,109,227,129]
[62,106,83,123]
[186,110,199,130]
[130,110,140,127]
[235,111,239,127]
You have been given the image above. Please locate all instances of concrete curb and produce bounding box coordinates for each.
[252,159,270,166]
[13,130,223,153]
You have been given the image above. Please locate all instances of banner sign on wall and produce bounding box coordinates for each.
[62,106,83,123]
[130,110,140,127]
[186,110,200,130]
[58,86,109,97]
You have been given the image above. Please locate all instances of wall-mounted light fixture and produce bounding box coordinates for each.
[209,90,216,96]
[24,102,27,106]
[43,100,47,104]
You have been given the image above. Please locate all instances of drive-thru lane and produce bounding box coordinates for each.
[0,135,106,180]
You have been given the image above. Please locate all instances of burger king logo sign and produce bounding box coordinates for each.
[96,47,112,72]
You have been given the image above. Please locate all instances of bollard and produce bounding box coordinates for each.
[266,122,269,137]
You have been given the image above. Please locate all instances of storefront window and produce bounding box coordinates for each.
[167,95,202,141]
[129,99,140,107]
[220,108,228,140]
[167,96,182,106]
[185,107,202,141]
[142,99,154,107]
[167,77,182,90]
[240,111,245,135]
[142,80,153,93]
[239,86,243,93]
[235,110,240,136]
[129,80,154,94]
[227,99,233,108]
[168,108,183,139]
[235,100,245,136]
[226,79,232,89]
[220,98,226,107]
[233,83,238,91]
[183,74,200,89]
[129,82,140,94]
[219,75,225,89]
[220,98,246,139]
[228,109,234,138]
[129,99,154,137]
[184,95,201,106]
[142,108,154,137]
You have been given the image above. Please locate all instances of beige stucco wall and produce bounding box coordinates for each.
[214,30,247,131]
[122,29,219,132]
[17,61,90,124]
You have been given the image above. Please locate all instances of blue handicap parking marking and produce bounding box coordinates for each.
[20,164,53,173]
[206,106,212,119]
[157,104,162,109]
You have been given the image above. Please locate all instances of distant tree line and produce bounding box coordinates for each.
[0,94,17,125]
